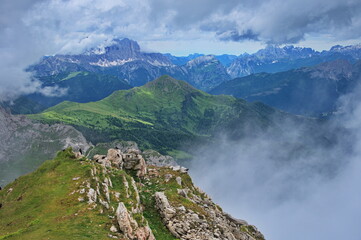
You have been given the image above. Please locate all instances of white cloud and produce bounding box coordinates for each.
[189,84,361,240]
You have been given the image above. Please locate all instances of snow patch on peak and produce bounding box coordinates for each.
[147,60,171,67]
[89,59,135,67]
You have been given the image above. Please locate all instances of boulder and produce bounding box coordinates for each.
[123,152,147,177]
[110,225,118,233]
[107,149,123,169]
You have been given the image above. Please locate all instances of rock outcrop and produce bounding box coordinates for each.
[93,148,148,178]
[116,202,137,238]
[155,190,264,240]
[142,149,178,167]
[87,147,264,240]
[0,146,264,240]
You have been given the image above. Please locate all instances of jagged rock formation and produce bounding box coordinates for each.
[154,190,263,240]
[0,147,265,239]
[84,148,264,240]
[0,107,91,186]
[88,140,179,167]
[140,149,178,167]
[94,148,147,178]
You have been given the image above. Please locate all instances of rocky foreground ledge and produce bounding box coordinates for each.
[82,147,264,240]
[0,147,264,240]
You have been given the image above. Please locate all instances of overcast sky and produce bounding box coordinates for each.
[1,0,361,99]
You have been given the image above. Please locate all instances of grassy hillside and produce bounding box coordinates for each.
[29,75,286,154]
[0,149,178,239]
[0,148,264,240]
[0,150,111,239]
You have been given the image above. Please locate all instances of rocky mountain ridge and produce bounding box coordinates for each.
[0,147,264,240]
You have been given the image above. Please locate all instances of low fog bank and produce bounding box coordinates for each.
[189,86,361,240]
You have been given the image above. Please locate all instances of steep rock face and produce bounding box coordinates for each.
[0,147,265,240]
[29,38,188,89]
[0,107,91,186]
[32,38,173,76]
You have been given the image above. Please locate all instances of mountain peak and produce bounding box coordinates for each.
[143,75,198,94]
[186,55,219,68]
[255,45,315,59]
[105,38,141,55]
[329,43,361,52]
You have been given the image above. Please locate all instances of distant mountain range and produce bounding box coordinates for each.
[211,59,361,116]
[164,53,237,67]
[29,38,230,91]
[227,44,361,78]
[30,38,361,91]
[6,38,357,116]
